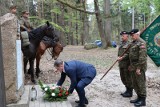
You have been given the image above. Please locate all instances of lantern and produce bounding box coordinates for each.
[30,86,37,101]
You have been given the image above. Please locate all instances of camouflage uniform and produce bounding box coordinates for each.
[118,41,133,89]
[128,39,147,97]
[19,16,34,47]
[19,17,34,31]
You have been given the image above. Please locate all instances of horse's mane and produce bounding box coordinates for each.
[28,22,58,42]
[29,25,47,40]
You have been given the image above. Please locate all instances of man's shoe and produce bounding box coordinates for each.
[134,97,146,106]
[75,104,86,107]
[75,99,88,104]
[75,98,88,104]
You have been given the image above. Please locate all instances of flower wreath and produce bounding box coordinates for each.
[38,80,69,101]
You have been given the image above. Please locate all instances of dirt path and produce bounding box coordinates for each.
[26,45,160,107]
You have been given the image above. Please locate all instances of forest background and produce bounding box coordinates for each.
[1,0,160,48]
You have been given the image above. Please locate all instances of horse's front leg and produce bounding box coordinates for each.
[22,47,30,74]
[29,58,36,84]
[36,42,47,78]
[23,56,29,74]
[36,52,43,78]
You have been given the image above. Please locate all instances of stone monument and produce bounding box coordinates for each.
[0,13,24,104]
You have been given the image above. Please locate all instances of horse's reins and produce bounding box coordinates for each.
[46,48,53,61]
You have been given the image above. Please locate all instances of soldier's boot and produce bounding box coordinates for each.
[134,97,146,106]
[122,88,133,97]
[130,96,140,103]
[120,87,128,96]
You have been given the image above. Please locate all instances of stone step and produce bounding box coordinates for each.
[7,85,30,107]
[6,84,72,107]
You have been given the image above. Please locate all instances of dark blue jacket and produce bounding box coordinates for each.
[57,60,96,93]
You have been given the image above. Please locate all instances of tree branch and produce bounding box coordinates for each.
[56,0,97,14]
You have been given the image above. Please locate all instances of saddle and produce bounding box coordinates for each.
[21,31,30,47]
[41,36,58,47]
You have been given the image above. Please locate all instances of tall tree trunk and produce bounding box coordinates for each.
[76,10,78,45]
[37,0,42,18]
[132,7,135,29]
[81,0,89,45]
[118,7,122,44]
[70,13,74,45]
[71,24,74,45]
[57,4,66,46]
[104,0,111,47]
[66,7,71,45]
[94,0,107,49]
[41,0,44,18]
[51,2,54,22]
[80,11,84,45]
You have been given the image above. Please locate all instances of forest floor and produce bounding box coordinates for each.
[25,45,160,107]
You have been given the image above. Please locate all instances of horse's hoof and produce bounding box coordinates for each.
[31,79,37,84]
[28,69,31,74]
[36,68,41,73]
[24,70,27,74]
[36,73,39,78]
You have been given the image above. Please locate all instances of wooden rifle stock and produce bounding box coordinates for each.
[100,44,131,80]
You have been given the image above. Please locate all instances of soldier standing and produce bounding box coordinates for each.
[118,29,147,106]
[118,31,133,97]
[19,11,34,32]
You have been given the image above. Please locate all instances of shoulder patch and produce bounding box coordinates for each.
[140,43,146,49]
[122,44,128,48]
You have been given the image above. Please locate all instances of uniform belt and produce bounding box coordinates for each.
[131,59,138,62]
[131,60,138,65]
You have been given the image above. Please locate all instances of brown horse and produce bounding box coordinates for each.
[35,41,63,77]
[22,21,57,83]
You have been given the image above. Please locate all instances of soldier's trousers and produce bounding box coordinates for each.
[119,67,133,88]
[131,69,146,97]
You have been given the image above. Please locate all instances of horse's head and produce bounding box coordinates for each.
[52,42,63,60]
[44,21,55,38]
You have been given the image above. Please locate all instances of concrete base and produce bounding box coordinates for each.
[7,85,30,107]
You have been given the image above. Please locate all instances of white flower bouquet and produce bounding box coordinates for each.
[38,80,69,101]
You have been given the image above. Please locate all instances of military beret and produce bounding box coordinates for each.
[9,5,17,10]
[120,31,129,35]
[129,29,139,35]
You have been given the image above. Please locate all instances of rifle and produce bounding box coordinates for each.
[100,44,131,80]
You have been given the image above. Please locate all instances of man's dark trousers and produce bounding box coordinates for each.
[76,77,94,106]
